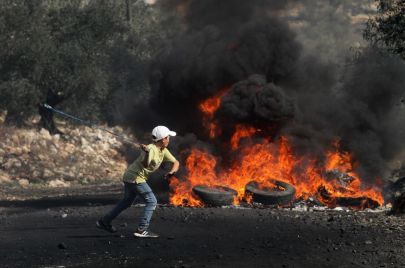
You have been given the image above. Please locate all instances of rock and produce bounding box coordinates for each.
[8,147,23,155]
[3,158,22,169]
[62,172,75,181]
[20,146,30,154]
[30,143,41,153]
[97,143,110,151]
[22,131,36,145]
[38,140,47,147]
[80,137,89,147]
[31,170,41,179]
[48,145,58,154]
[11,134,19,144]
[43,169,55,179]
[0,124,128,188]
[82,145,94,154]
[48,179,70,187]
[86,175,96,182]
[0,110,6,124]
[57,243,66,249]
[18,179,29,187]
[52,134,60,142]
[64,143,76,154]
[39,128,52,140]
[0,171,11,183]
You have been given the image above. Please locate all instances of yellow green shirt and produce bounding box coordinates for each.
[123,144,177,184]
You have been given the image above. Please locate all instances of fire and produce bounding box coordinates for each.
[199,87,230,138]
[230,124,257,150]
[169,149,218,206]
[169,91,384,208]
[169,176,202,207]
[169,132,384,208]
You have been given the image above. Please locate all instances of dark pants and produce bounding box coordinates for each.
[103,182,157,230]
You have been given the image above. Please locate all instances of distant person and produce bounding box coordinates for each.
[97,126,179,238]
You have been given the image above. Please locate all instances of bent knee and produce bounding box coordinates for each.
[145,194,157,208]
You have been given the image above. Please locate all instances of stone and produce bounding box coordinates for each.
[62,172,75,181]
[22,131,36,145]
[52,134,60,142]
[0,110,7,124]
[43,169,54,179]
[31,170,41,179]
[7,147,22,155]
[0,171,11,183]
[82,145,94,154]
[39,128,52,140]
[11,134,19,144]
[18,179,30,187]
[21,146,30,154]
[3,158,22,169]
[64,143,76,154]
[48,179,70,187]
[80,137,89,147]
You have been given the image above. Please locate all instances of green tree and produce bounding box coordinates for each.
[38,1,126,133]
[0,0,49,124]
[364,0,405,59]
[0,0,126,133]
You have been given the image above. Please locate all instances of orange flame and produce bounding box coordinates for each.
[199,87,230,138]
[171,91,384,208]
[230,124,257,150]
[169,149,217,206]
[169,132,384,207]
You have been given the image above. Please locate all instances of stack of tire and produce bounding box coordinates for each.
[192,179,296,207]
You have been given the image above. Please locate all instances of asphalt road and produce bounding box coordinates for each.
[1,192,405,268]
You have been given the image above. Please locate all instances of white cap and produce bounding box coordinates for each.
[151,126,176,142]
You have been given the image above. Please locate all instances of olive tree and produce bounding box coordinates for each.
[0,0,126,133]
[364,0,405,59]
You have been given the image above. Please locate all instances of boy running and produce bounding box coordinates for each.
[97,126,179,238]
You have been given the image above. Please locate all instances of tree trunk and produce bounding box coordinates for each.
[125,0,131,23]
[38,90,64,135]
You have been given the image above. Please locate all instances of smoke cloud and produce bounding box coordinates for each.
[134,0,405,184]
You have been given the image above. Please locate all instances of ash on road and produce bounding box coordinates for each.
[1,191,405,268]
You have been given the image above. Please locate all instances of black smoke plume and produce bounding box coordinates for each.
[138,0,405,185]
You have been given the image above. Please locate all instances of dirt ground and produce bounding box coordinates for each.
[1,184,405,268]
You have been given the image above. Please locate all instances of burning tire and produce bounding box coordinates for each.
[317,186,380,209]
[192,185,238,206]
[245,180,296,205]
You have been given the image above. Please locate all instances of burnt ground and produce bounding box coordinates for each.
[1,184,405,268]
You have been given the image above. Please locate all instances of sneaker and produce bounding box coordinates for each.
[96,219,117,233]
[134,228,159,238]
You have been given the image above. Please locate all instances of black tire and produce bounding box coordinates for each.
[335,197,380,209]
[245,180,296,205]
[192,185,238,206]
